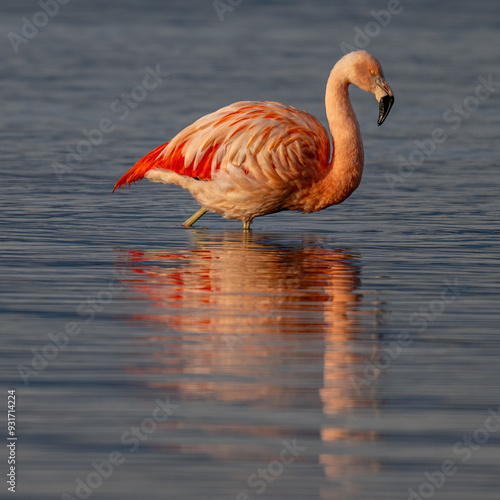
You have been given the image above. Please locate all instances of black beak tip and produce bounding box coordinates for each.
[378,95,394,126]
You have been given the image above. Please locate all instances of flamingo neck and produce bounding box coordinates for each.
[315,66,364,209]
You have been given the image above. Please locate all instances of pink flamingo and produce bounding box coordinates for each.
[113,50,394,230]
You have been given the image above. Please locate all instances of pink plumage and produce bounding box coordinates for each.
[113,50,394,230]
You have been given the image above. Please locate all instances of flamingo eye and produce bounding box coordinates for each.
[370,69,376,75]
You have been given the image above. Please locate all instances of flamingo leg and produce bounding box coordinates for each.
[243,220,252,231]
[182,207,208,227]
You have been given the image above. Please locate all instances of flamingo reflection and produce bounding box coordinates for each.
[117,231,381,495]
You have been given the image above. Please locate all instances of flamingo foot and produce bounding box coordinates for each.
[182,207,208,227]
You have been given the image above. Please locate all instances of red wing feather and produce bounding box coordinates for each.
[112,139,221,192]
[113,101,331,194]
[112,142,170,192]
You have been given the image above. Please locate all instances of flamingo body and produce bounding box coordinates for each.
[113,50,394,229]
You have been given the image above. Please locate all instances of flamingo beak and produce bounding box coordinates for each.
[378,95,394,126]
[375,77,394,126]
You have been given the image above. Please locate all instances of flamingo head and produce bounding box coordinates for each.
[342,50,395,126]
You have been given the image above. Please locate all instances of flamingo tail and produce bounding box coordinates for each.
[112,142,170,192]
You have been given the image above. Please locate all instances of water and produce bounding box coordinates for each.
[1,1,500,499]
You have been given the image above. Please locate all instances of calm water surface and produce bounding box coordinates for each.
[1,1,500,499]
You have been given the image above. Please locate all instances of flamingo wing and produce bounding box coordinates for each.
[112,101,331,193]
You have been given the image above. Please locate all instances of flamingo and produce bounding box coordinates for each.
[113,50,394,230]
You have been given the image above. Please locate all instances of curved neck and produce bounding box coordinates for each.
[311,67,364,209]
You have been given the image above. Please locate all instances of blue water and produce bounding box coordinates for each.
[1,1,500,499]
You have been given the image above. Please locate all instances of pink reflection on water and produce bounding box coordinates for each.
[117,232,382,495]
